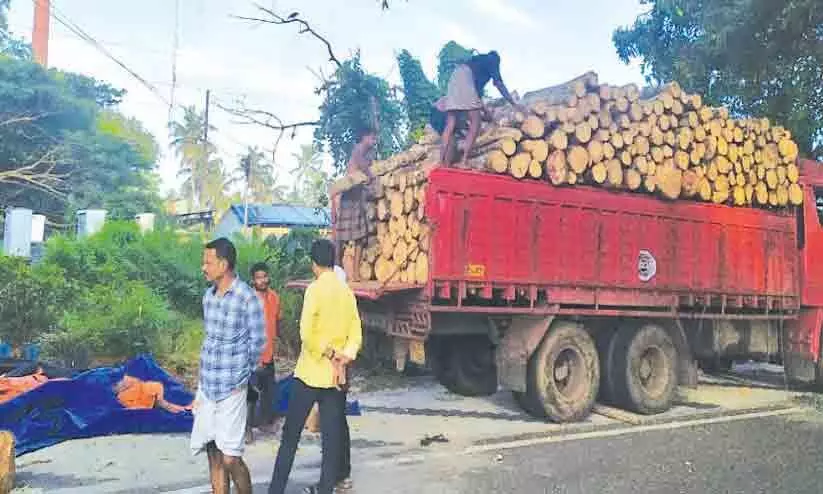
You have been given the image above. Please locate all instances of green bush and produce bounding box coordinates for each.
[0,256,71,350]
[31,222,319,365]
[59,280,173,358]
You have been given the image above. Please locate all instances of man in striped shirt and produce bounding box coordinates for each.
[190,237,265,494]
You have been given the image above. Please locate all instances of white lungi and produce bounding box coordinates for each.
[190,387,248,458]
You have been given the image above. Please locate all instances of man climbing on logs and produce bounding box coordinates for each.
[334,127,377,282]
[432,50,527,168]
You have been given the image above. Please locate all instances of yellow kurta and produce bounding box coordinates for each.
[294,271,363,389]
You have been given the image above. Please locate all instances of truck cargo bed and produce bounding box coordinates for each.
[425,168,800,314]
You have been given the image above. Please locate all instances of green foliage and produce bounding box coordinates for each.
[229,146,277,204]
[314,53,406,172]
[42,221,206,317]
[170,106,226,211]
[0,56,160,220]
[0,256,70,350]
[59,280,172,358]
[287,144,331,208]
[436,41,475,94]
[397,50,440,144]
[32,222,319,361]
[613,0,823,159]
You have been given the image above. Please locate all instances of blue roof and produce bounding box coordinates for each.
[228,203,330,228]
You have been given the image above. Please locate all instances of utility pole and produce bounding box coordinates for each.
[32,0,51,66]
[196,89,210,211]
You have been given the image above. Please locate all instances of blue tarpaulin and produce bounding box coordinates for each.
[0,355,194,456]
[1,354,361,457]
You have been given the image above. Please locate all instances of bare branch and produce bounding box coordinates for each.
[0,113,54,128]
[215,102,318,138]
[0,147,68,199]
[234,4,342,70]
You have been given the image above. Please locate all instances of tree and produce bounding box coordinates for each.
[230,146,276,204]
[314,53,406,172]
[288,144,330,207]
[0,56,160,220]
[397,49,440,143]
[436,41,474,94]
[170,105,224,209]
[613,0,823,160]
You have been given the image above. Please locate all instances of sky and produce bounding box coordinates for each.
[8,0,648,196]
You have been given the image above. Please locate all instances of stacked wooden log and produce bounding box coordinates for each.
[489,72,804,207]
[0,431,13,494]
[332,72,806,283]
[338,159,432,285]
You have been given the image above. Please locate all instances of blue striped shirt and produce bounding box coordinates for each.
[199,277,265,402]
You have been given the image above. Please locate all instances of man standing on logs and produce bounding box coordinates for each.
[335,127,377,282]
[433,50,527,168]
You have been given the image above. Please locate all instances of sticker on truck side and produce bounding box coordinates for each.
[638,250,657,282]
[465,264,486,278]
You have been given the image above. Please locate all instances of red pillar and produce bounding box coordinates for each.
[32,0,51,67]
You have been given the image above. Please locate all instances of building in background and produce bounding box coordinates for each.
[213,203,331,239]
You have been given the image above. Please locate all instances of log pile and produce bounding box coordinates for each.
[340,161,432,285]
[493,72,804,207]
[335,72,805,284]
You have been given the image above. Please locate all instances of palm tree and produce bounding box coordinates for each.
[170,105,219,210]
[289,144,330,207]
[229,146,276,204]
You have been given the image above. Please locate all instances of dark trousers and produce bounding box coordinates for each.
[268,378,351,494]
[247,362,276,427]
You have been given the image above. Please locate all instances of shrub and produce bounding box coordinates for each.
[59,279,173,358]
[0,256,71,350]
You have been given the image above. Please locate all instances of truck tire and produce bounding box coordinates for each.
[527,322,599,422]
[596,330,618,405]
[430,336,497,397]
[449,336,498,396]
[611,323,677,415]
[513,391,547,419]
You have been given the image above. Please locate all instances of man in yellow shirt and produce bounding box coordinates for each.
[268,239,362,494]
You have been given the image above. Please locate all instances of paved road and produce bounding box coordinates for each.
[262,410,823,494]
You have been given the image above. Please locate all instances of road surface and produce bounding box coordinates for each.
[261,409,823,494]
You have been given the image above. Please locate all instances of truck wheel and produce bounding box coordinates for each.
[596,330,618,405]
[528,322,599,423]
[611,323,677,415]
[513,391,547,419]
[449,336,498,397]
[430,336,497,397]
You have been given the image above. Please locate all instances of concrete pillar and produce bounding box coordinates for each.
[76,209,107,238]
[3,208,33,257]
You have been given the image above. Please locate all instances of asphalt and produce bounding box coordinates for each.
[267,411,823,494]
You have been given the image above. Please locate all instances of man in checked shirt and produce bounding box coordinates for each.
[190,237,265,494]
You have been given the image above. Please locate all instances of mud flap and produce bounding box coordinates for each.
[495,316,554,392]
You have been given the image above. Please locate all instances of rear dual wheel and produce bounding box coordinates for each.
[429,336,498,397]
[520,322,600,423]
[608,323,678,415]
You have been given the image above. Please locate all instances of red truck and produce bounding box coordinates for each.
[312,159,823,423]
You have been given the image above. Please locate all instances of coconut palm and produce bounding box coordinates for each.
[170,105,220,209]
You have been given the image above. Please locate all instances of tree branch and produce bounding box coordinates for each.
[0,147,68,199]
[234,4,342,70]
[215,102,318,137]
